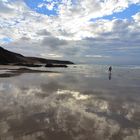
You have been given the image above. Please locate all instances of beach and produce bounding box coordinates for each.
[0,64,140,140]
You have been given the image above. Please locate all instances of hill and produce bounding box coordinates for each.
[0,46,74,65]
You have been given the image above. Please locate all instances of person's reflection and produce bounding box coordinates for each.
[108,66,112,80]
[109,72,111,80]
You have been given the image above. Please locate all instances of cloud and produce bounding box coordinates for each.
[133,12,140,22]
[0,73,140,139]
[85,55,110,58]
[0,1,13,14]
[41,36,68,48]
[38,2,55,11]
[37,29,52,36]
[0,0,140,64]
[41,53,63,58]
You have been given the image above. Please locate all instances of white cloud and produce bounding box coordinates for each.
[0,0,139,41]
[42,53,63,58]
[85,55,110,58]
[133,12,140,23]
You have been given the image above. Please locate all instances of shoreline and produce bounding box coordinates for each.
[0,67,60,78]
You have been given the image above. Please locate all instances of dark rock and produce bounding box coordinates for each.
[45,63,68,68]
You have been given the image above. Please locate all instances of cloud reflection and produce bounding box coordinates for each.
[0,71,140,140]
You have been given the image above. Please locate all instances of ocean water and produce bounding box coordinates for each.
[0,64,140,140]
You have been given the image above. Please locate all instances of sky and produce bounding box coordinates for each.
[0,0,140,65]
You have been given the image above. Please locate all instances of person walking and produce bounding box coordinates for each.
[109,66,112,73]
[108,66,112,80]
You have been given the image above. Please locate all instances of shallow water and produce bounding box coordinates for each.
[0,65,140,140]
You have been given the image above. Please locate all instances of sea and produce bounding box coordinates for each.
[0,64,140,140]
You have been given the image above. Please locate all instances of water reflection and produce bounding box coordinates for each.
[0,67,140,140]
[108,72,112,80]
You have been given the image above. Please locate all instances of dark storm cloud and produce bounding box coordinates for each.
[37,29,51,36]
[41,36,68,49]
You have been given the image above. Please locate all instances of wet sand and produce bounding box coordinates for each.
[0,66,59,78]
[0,65,140,140]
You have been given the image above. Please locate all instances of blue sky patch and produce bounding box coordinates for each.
[0,37,13,43]
[91,4,140,21]
[24,0,62,16]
